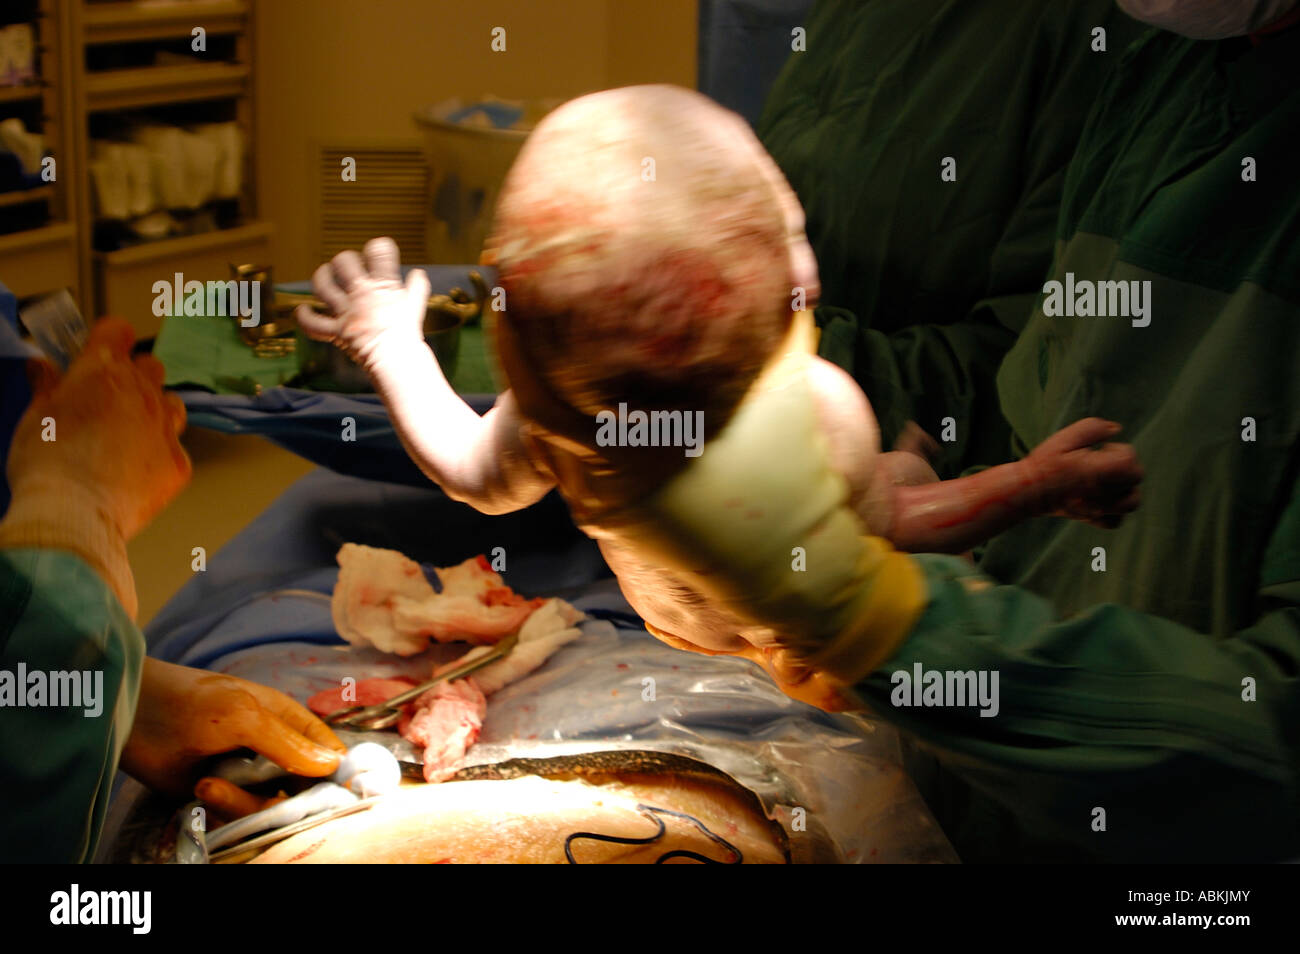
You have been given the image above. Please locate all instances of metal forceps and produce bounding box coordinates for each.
[323,630,520,730]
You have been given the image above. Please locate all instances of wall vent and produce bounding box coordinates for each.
[317,144,427,263]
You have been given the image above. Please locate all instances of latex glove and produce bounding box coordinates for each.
[0,317,190,618]
[294,236,431,369]
[647,623,855,712]
[617,357,929,700]
[122,658,346,797]
[194,778,286,820]
[1026,418,1143,528]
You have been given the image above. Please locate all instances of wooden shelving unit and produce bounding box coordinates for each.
[0,0,272,331]
[85,61,250,111]
[0,184,55,208]
[82,0,247,43]
[96,219,270,329]
[0,222,78,299]
[0,86,44,105]
[71,0,268,333]
[0,0,269,327]
[0,0,80,302]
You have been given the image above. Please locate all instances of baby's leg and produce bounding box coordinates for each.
[808,358,1139,553]
[887,418,1141,553]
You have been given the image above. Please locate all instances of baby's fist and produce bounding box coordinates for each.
[296,237,429,367]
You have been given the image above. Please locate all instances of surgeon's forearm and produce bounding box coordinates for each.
[0,549,144,861]
[0,479,137,618]
[887,459,1048,553]
[365,340,553,513]
[855,554,1300,861]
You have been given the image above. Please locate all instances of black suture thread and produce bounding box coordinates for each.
[564,803,743,864]
[564,808,666,863]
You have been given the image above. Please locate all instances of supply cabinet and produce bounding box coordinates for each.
[0,0,270,335]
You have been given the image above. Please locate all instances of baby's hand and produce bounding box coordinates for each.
[296,237,430,367]
[1028,418,1143,529]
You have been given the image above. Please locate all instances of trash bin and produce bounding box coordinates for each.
[414,101,537,264]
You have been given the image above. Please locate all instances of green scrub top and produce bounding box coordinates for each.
[859,27,1300,861]
[0,549,143,862]
[759,0,1148,476]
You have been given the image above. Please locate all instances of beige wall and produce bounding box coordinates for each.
[255,0,697,279]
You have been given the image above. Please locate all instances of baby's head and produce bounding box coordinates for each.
[489,85,818,431]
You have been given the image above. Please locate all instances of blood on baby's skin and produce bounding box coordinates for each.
[927,466,1036,532]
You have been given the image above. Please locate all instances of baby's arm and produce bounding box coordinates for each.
[296,240,555,514]
[809,358,1141,554]
[367,347,554,514]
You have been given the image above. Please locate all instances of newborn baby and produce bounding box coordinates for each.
[297,85,1141,707]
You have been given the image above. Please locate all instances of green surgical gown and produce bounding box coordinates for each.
[857,29,1300,861]
[759,0,1148,476]
[0,549,143,862]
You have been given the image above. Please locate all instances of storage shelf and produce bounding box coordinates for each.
[86,61,248,111]
[0,85,43,104]
[96,219,271,266]
[0,185,55,208]
[0,222,78,299]
[84,1,248,44]
[96,220,272,337]
[4,1,261,313]
[0,220,75,254]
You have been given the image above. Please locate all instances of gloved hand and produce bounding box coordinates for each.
[122,658,346,798]
[194,777,286,819]
[617,353,929,707]
[0,317,190,618]
[295,236,431,369]
[647,624,855,712]
[1026,418,1143,528]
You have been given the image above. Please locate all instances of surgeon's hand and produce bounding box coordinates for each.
[295,237,431,368]
[122,659,346,798]
[1027,418,1143,528]
[0,317,190,618]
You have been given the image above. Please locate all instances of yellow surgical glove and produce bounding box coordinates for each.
[602,313,928,695]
